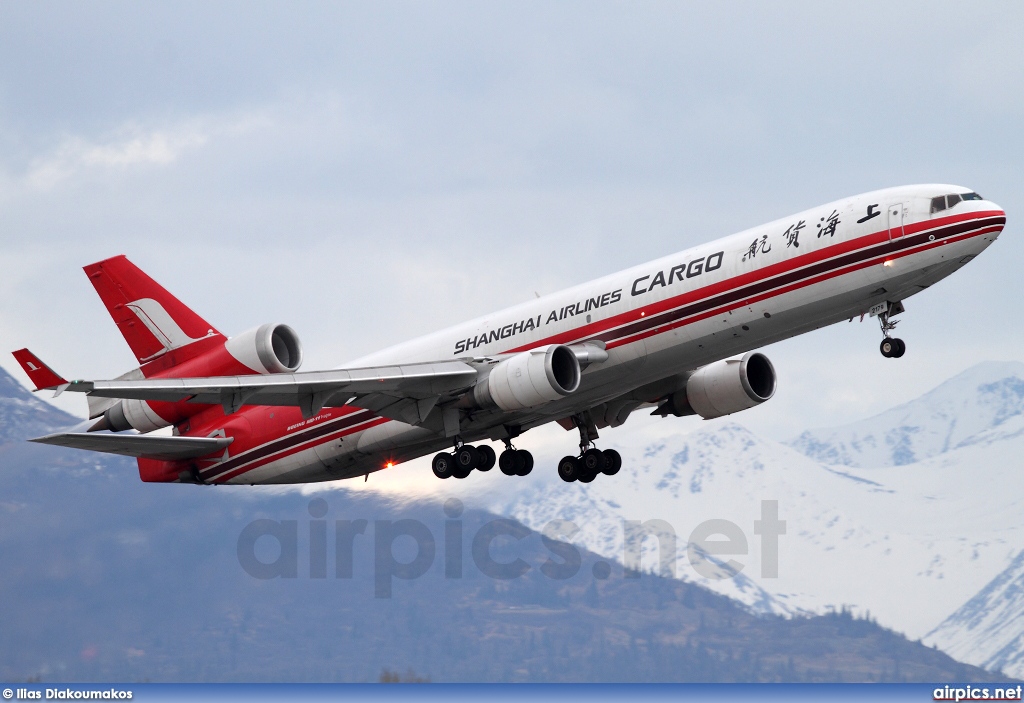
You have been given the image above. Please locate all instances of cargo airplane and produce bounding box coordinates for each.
[12,185,1006,485]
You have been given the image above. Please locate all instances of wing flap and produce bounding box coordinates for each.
[30,432,233,460]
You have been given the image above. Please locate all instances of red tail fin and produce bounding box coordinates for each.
[83,256,222,365]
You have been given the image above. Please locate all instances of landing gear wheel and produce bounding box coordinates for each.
[515,450,533,476]
[558,455,582,482]
[453,464,472,479]
[499,450,518,476]
[578,469,597,483]
[432,452,455,479]
[892,338,906,358]
[455,446,480,472]
[582,448,607,474]
[477,445,496,472]
[880,338,896,358]
[602,449,622,475]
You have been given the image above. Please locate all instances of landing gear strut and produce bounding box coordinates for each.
[557,413,622,483]
[877,302,906,359]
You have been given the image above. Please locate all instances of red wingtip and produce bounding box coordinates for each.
[11,349,68,390]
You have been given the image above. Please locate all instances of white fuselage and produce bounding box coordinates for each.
[219,184,1005,483]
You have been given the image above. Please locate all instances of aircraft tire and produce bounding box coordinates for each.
[432,452,455,479]
[477,445,496,471]
[880,338,895,358]
[558,456,581,482]
[515,450,533,476]
[602,449,622,475]
[455,446,480,471]
[892,338,906,358]
[582,448,607,474]
[499,450,518,475]
[578,469,597,483]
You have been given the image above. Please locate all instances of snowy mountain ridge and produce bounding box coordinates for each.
[0,369,76,444]
[787,361,1024,468]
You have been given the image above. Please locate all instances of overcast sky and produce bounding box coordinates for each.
[1,1,1022,447]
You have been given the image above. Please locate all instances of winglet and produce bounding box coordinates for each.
[11,349,69,391]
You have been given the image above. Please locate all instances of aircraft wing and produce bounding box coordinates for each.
[64,360,480,423]
[30,432,233,460]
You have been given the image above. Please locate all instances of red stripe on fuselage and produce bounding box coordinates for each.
[503,209,1003,352]
[209,416,388,484]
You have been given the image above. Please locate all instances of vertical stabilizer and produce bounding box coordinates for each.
[83,256,223,365]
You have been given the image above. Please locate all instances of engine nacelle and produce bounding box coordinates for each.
[473,344,581,412]
[97,323,304,433]
[663,352,776,420]
[224,323,303,374]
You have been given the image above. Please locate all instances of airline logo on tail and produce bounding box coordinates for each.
[125,297,216,361]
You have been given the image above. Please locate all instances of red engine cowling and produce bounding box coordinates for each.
[95,324,302,432]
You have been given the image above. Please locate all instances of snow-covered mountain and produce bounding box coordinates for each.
[372,360,1024,678]
[927,551,1024,677]
[787,361,1024,467]
[0,368,76,444]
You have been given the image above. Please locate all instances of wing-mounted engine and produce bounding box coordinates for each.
[471,344,581,412]
[657,352,776,420]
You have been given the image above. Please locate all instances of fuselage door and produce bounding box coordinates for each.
[888,203,906,240]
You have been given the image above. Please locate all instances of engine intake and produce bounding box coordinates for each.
[473,344,581,412]
[662,352,776,420]
[224,323,303,374]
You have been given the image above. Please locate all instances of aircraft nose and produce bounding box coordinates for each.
[988,200,1007,236]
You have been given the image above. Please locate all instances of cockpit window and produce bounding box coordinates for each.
[931,191,983,214]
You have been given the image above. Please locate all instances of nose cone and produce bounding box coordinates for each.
[989,199,1006,222]
[986,199,1007,238]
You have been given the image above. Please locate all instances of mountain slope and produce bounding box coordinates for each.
[787,361,1024,467]
[927,551,1024,676]
[473,419,1024,640]
[0,368,77,443]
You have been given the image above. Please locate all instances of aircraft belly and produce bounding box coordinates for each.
[222,444,330,484]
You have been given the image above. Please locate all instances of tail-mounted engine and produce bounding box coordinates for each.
[93,323,303,432]
[223,323,303,375]
[657,352,776,420]
[472,344,581,412]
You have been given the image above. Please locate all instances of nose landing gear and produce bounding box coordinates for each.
[880,336,905,359]
[876,301,906,359]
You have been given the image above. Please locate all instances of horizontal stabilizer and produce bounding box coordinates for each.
[30,432,233,460]
[11,349,68,391]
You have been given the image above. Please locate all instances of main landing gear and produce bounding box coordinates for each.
[432,438,531,480]
[877,303,906,359]
[557,414,622,483]
[557,448,622,483]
